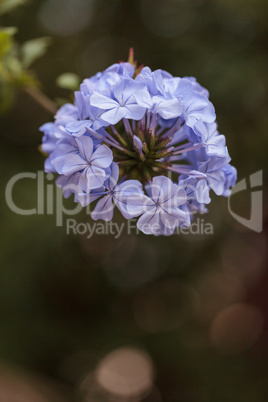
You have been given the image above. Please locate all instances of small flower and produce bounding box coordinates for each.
[222,164,237,197]
[195,156,231,203]
[56,172,82,199]
[39,122,57,154]
[51,135,113,191]
[178,176,208,219]
[184,76,210,98]
[89,163,143,221]
[126,176,188,235]
[90,78,152,125]
[40,50,237,236]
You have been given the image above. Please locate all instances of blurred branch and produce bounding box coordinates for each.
[24,86,57,115]
[0,24,55,115]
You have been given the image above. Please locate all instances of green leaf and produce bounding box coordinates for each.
[4,54,22,75]
[0,81,15,113]
[21,37,51,68]
[0,0,27,15]
[0,27,18,36]
[0,27,17,58]
[56,73,80,91]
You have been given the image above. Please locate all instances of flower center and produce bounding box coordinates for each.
[107,121,174,184]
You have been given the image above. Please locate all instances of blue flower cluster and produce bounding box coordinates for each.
[40,57,237,236]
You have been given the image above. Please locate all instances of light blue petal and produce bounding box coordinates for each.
[87,165,106,189]
[126,193,155,217]
[196,179,211,204]
[137,209,161,235]
[100,107,127,124]
[162,185,187,208]
[206,170,226,195]
[75,136,94,162]
[56,172,81,199]
[105,162,119,190]
[160,207,186,229]
[90,92,119,109]
[117,179,143,195]
[113,78,132,104]
[66,120,92,135]
[150,176,172,203]
[91,144,113,168]
[114,78,147,105]
[91,194,114,221]
[76,189,104,207]
[61,154,87,175]
[134,88,153,108]
[153,96,182,119]
[114,179,144,218]
[79,166,106,191]
[125,104,147,120]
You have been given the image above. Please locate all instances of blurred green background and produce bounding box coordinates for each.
[0,0,268,400]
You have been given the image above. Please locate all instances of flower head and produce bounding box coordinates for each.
[40,50,236,236]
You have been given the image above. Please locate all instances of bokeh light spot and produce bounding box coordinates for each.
[38,0,94,36]
[96,347,154,399]
[209,303,265,354]
[194,272,245,323]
